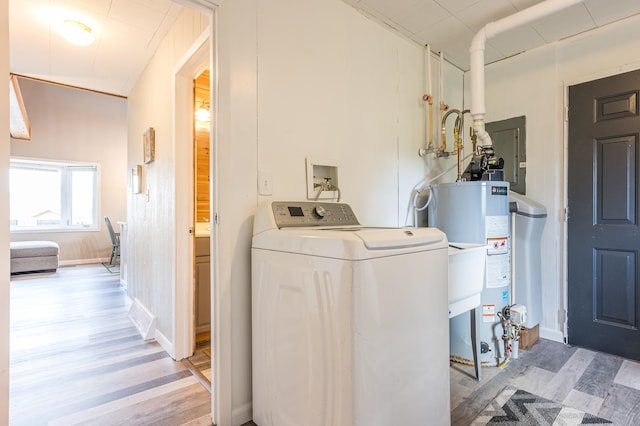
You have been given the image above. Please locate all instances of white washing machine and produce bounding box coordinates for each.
[251,201,450,426]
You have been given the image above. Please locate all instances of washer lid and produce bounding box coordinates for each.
[253,226,447,259]
[354,228,445,250]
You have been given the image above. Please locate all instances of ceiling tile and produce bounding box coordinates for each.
[584,0,640,26]
[531,4,596,42]
[11,0,640,97]
[49,42,97,78]
[434,0,482,14]
[413,15,473,48]
[391,0,449,36]
[354,1,415,35]
[49,0,106,30]
[489,25,545,57]
[109,0,167,32]
[508,0,542,11]
[359,0,423,19]
[413,15,476,69]
[100,18,155,50]
[59,0,111,16]
[455,0,518,32]
[131,0,176,14]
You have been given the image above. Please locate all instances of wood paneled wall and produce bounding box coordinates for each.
[195,129,210,222]
[194,70,210,223]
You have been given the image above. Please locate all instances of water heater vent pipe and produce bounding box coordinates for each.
[470,0,585,148]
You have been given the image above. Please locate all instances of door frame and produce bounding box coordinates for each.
[172,0,225,424]
[173,32,209,357]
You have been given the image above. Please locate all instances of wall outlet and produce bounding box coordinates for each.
[258,170,273,195]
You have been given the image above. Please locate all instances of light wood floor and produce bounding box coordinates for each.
[10,264,212,426]
[10,265,640,425]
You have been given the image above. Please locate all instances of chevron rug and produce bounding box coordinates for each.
[471,387,614,425]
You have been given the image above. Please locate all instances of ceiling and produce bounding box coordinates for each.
[9,0,640,97]
[10,0,183,97]
[343,0,640,70]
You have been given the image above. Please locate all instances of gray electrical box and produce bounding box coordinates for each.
[487,116,526,195]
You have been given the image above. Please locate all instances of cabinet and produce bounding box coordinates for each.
[195,237,211,333]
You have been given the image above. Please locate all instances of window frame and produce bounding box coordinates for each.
[10,157,100,233]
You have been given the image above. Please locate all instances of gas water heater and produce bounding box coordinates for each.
[427,181,511,365]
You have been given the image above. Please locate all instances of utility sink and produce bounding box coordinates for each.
[448,243,487,318]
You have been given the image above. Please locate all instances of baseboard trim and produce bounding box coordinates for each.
[59,257,109,266]
[155,329,175,359]
[128,298,157,341]
[540,327,564,343]
[232,402,252,426]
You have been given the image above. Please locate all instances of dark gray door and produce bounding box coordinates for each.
[568,69,640,360]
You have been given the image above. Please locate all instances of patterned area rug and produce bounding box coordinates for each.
[471,387,614,425]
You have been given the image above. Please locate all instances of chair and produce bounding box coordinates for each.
[104,216,120,266]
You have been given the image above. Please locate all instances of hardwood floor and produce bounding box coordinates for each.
[10,264,640,425]
[9,264,212,426]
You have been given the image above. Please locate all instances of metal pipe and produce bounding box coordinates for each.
[441,108,461,152]
[453,109,470,181]
[419,46,435,157]
[439,51,448,152]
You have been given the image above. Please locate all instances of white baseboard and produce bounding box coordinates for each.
[232,402,252,426]
[155,329,175,359]
[540,327,564,343]
[128,298,157,341]
[59,257,109,266]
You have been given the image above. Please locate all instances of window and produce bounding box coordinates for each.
[10,158,98,231]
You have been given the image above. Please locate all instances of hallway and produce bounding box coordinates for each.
[9,265,211,425]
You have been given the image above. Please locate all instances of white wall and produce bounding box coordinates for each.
[1,0,9,422]
[126,6,208,353]
[464,13,640,341]
[129,0,462,424]
[256,1,463,224]
[226,0,461,422]
[9,78,127,264]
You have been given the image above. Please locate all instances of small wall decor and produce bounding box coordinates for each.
[132,165,142,194]
[143,127,155,164]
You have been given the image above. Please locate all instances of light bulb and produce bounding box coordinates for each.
[195,107,211,123]
[61,20,94,46]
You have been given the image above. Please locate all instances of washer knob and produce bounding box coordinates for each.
[314,206,327,218]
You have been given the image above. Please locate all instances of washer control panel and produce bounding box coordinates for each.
[271,201,360,228]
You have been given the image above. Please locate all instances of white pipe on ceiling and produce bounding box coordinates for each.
[470,0,586,148]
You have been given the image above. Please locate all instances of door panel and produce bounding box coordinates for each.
[568,69,640,361]
[594,249,636,329]
[596,135,636,224]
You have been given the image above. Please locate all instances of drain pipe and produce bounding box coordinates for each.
[470,0,586,148]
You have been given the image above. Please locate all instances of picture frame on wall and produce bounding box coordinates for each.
[143,127,155,164]
[132,165,142,194]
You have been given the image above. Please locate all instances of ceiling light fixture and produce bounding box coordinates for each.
[195,100,211,123]
[61,20,94,46]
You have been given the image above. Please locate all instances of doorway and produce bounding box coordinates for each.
[172,21,219,421]
[193,68,212,371]
[567,68,640,360]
